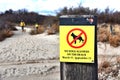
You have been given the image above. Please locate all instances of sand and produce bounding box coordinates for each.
[0,26,60,80]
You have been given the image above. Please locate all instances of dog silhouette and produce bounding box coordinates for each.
[71,33,84,44]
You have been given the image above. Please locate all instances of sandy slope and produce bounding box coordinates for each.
[98,42,120,80]
[98,42,120,56]
[98,42,120,65]
[0,26,60,80]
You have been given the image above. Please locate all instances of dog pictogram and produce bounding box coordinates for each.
[71,33,84,44]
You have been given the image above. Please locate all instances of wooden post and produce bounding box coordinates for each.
[60,15,98,80]
[110,24,113,35]
[61,62,98,80]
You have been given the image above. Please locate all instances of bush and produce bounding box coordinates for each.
[29,25,45,35]
[100,61,111,68]
[0,34,5,41]
[3,29,14,37]
[4,22,17,31]
[97,33,108,42]
[97,24,120,47]
[47,23,59,35]
[98,60,111,73]
[0,20,17,31]
[0,29,14,41]
[37,26,45,34]
[109,35,120,47]
[97,27,110,42]
[116,56,120,63]
[47,28,56,35]
[29,29,37,35]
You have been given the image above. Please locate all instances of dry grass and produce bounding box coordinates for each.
[30,25,45,35]
[98,44,120,78]
[47,28,56,35]
[29,23,59,35]
[0,29,14,41]
[116,56,120,63]
[98,61,112,76]
[98,55,120,79]
[97,27,110,42]
[98,60,111,73]
[0,34,5,41]
[0,21,16,41]
[47,23,59,35]
[109,35,120,47]
[37,26,45,34]
[29,29,37,35]
[98,54,111,73]
[6,22,17,31]
[2,29,14,37]
[113,24,120,33]
[100,61,111,68]
[97,24,120,47]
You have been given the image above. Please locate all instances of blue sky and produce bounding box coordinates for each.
[0,0,119,15]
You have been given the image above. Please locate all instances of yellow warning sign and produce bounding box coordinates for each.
[60,25,95,63]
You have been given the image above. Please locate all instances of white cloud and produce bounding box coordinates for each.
[0,0,120,15]
[0,0,33,11]
[0,0,80,15]
[82,0,120,11]
[35,0,80,11]
[0,0,80,11]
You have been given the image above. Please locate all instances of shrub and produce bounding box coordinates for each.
[100,61,111,68]
[97,24,120,47]
[37,26,45,34]
[29,29,37,35]
[98,60,111,73]
[109,35,120,47]
[101,23,108,28]
[97,27,110,42]
[47,23,59,35]
[5,22,17,31]
[3,29,14,37]
[47,28,56,35]
[0,29,14,41]
[29,25,45,35]
[52,23,59,32]
[0,33,5,41]
[116,56,120,63]
[97,33,108,42]
[0,20,17,31]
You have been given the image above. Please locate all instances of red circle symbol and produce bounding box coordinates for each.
[67,28,87,48]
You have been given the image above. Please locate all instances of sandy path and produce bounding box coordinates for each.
[1,26,120,80]
[0,26,60,80]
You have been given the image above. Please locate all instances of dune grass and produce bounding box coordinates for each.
[97,24,120,47]
[30,25,45,35]
[0,29,14,41]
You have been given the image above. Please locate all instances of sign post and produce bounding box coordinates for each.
[60,15,98,80]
